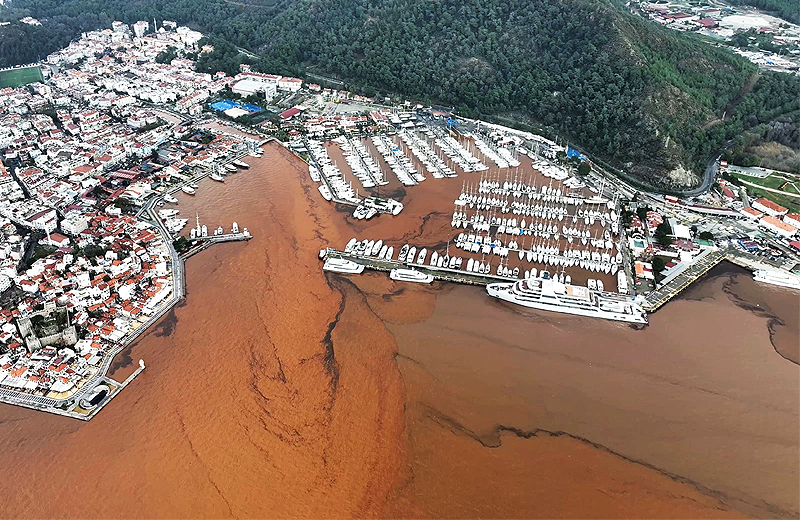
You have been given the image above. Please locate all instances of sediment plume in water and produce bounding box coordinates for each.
[0,141,795,519]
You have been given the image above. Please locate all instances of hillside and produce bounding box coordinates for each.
[2,0,799,191]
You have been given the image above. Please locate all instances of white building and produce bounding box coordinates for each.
[782,212,800,229]
[133,21,149,38]
[231,79,277,101]
[25,208,58,233]
[277,77,303,92]
[61,213,89,235]
[751,197,788,217]
[760,215,797,238]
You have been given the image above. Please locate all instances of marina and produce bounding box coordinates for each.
[306,122,797,323]
[320,246,644,323]
[303,120,641,322]
[2,19,797,519]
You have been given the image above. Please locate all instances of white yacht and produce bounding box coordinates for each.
[318,185,333,201]
[181,186,196,195]
[487,271,647,324]
[158,208,179,218]
[210,173,225,182]
[323,258,365,274]
[390,268,434,284]
[309,165,321,182]
[753,269,800,290]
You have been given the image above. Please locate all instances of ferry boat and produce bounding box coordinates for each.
[323,258,365,274]
[210,173,225,182]
[487,271,647,324]
[753,269,800,290]
[181,186,196,195]
[390,268,434,284]
[232,160,250,169]
[158,209,180,219]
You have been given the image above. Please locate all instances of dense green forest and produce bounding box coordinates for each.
[1,0,799,191]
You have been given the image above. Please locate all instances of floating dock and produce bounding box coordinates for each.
[194,233,252,244]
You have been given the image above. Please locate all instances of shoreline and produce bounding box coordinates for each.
[0,127,263,420]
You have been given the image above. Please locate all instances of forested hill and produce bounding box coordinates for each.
[2,0,799,190]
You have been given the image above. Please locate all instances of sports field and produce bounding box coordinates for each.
[0,66,44,88]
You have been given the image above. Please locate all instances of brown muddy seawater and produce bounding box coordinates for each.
[0,141,796,519]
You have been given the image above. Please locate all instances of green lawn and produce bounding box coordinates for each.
[737,173,789,191]
[783,183,800,196]
[0,66,43,88]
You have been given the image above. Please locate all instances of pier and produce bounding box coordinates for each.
[72,360,147,419]
[323,248,523,286]
[327,245,780,317]
[641,248,725,312]
[194,233,253,244]
[182,233,253,259]
[641,245,799,313]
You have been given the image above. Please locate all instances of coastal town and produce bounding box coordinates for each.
[0,22,261,418]
[1,17,799,419]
